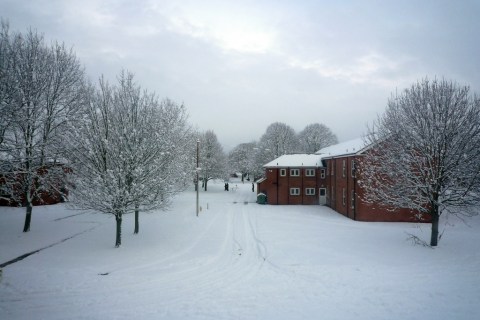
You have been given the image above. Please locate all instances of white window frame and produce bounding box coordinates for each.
[351,190,355,209]
[280,168,286,176]
[290,188,300,196]
[290,169,300,176]
[320,169,325,179]
[305,188,315,195]
[351,160,356,178]
[342,159,346,178]
[342,188,346,206]
[305,169,315,177]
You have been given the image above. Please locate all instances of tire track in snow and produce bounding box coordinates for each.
[73,203,270,312]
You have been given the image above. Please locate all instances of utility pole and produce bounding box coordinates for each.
[196,139,200,217]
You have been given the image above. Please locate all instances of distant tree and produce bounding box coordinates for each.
[254,122,299,175]
[228,142,256,182]
[68,72,192,247]
[298,123,338,153]
[0,22,86,232]
[259,122,298,157]
[199,130,226,191]
[360,78,480,246]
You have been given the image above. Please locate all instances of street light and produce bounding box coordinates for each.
[196,139,200,217]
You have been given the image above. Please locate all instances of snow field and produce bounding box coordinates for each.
[1,179,479,319]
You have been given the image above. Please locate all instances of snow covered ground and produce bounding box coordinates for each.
[1,179,479,320]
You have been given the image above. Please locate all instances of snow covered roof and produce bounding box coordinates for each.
[263,154,324,168]
[315,138,370,158]
[255,177,267,184]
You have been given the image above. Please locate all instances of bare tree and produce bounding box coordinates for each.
[0,23,86,232]
[298,123,338,153]
[259,122,299,157]
[68,72,193,246]
[254,122,298,175]
[228,142,257,182]
[199,130,226,191]
[360,78,480,246]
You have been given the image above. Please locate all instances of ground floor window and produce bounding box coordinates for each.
[351,190,355,209]
[342,188,346,206]
[290,188,300,195]
[305,188,315,195]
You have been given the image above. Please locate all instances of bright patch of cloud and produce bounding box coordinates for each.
[154,2,276,54]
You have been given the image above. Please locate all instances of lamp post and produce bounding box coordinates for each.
[196,139,200,217]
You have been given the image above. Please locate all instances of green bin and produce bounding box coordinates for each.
[257,193,267,204]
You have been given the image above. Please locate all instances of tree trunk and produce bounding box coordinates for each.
[134,205,139,234]
[23,203,33,232]
[115,215,122,248]
[430,205,439,247]
[204,179,208,191]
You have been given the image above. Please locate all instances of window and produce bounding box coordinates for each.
[0,184,12,198]
[290,188,300,196]
[351,160,356,178]
[342,188,346,206]
[305,188,315,195]
[280,169,286,176]
[320,169,325,179]
[305,169,315,177]
[342,159,346,178]
[351,190,355,209]
[290,169,300,176]
[331,161,335,175]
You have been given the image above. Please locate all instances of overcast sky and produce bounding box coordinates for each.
[2,0,479,150]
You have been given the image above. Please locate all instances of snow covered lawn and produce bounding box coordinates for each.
[1,179,479,320]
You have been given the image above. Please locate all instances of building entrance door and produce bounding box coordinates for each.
[319,188,327,205]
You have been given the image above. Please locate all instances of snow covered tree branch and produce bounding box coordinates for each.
[0,22,86,232]
[67,71,193,247]
[198,130,227,191]
[360,78,480,246]
[298,123,338,154]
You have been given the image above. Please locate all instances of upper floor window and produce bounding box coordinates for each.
[331,162,335,176]
[305,188,315,195]
[305,169,315,177]
[351,160,356,178]
[290,188,300,196]
[290,169,300,176]
[320,169,325,179]
[280,169,286,176]
[342,159,346,178]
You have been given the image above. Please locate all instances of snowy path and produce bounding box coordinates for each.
[1,179,480,319]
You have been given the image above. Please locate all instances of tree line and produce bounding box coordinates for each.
[228,122,338,182]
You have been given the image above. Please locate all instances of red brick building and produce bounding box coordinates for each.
[257,154,328,205]
[257,139,430,223]
[0,162,69,207]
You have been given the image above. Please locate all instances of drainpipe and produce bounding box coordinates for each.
[353,157,357,220]
[276,167,279,205]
